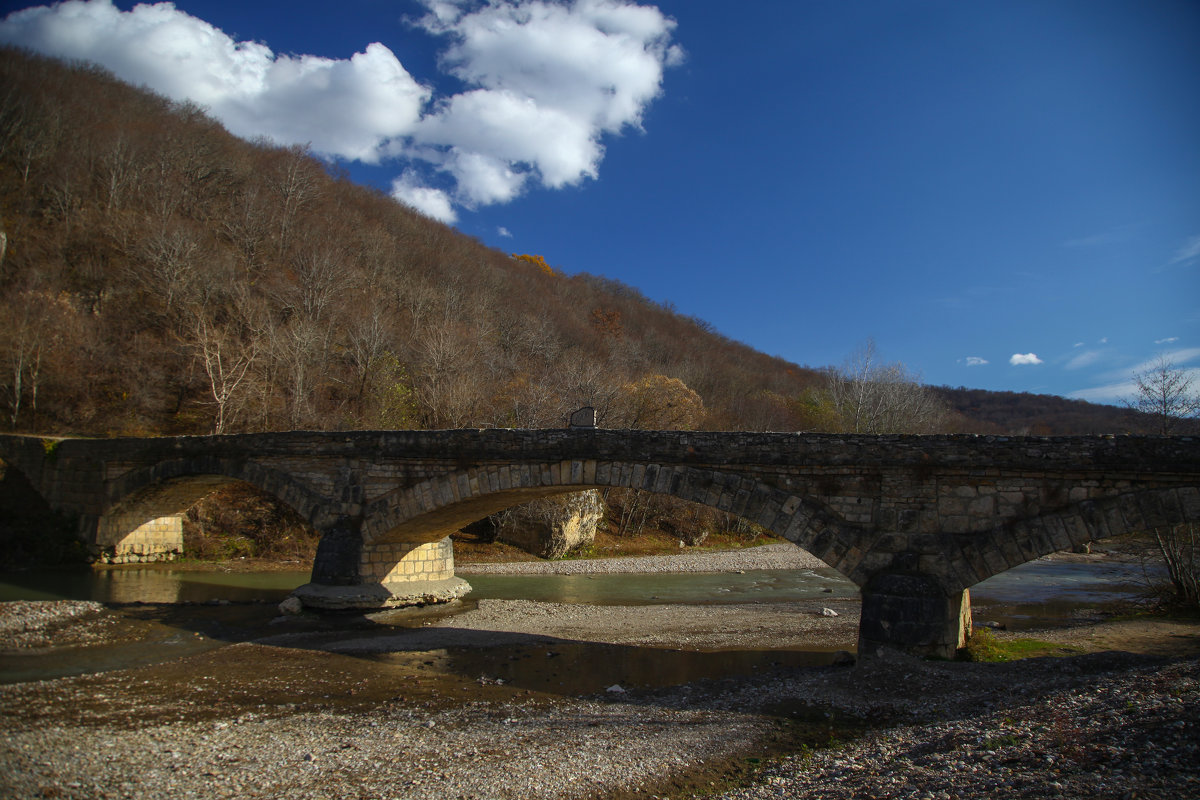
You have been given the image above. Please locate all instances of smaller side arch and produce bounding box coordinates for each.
[944,486,1200,591]
[108,456,328,527]
[98,457,330,563]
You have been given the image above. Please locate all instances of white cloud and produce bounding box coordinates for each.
[1009,353,1043,366]
[1155,336,1179,345]
[1068,380,1136,405]
[963,356,988,366]
[1065,350,1101,370]
[0,0,430,163]
[391,175,458,223]
[1069,348,1200,405]
[497,226,513,238]
[1170,234,1200,265]
[411,0,681,204]
[1130,347,1200,373]
[0,0,682,221]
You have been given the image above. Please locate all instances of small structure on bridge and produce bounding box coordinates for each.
[1,430,1197,660]
[568,406,597,429]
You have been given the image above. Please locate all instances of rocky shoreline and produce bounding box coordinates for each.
[1,545,1198,799]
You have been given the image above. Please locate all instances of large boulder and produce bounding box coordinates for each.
[494,490,603,559]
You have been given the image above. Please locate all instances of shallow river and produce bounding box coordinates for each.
[0,555,1158,619]
[0,556,1161,688]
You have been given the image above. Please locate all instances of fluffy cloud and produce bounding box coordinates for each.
[1009,353,1043,366]
[0,0,682,221]
[391,175,458,224]
[411,0,682,206]
[0,0,429,163]
[964,357,988,366]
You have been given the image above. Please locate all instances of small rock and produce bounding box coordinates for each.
[278,596,304,616]
[820,608,839,617]
[606,684,626,693]
[831,650,856,667]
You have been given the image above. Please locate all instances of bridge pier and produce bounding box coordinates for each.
[857,572,971,660]
[95,513,184,564]
[292,517,470,610]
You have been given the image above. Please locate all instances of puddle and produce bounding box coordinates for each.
[0,629,223,684]
[371,643,844,696]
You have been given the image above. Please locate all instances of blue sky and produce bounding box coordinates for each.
[3,0,1198,405]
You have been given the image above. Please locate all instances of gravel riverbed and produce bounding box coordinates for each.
[457,542,826,575]
[1,545,1198,800]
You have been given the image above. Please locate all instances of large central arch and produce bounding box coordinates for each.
[362,460,864,579]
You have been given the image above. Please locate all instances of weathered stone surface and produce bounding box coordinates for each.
[309,517,364,586]
[858,573,971,660]
[277,595,303,615]
[494,490,603,559]
[291,576,471,610]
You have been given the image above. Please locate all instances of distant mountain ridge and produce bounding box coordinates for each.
[933,387,1151,435]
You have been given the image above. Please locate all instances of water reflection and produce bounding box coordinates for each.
[0,567,309,604]
[374,643,843,695]
[0,558,1160,608]
[464,568,859,606]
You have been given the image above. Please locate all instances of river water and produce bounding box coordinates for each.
[0,555,1161,688]
[0,555,1158,619]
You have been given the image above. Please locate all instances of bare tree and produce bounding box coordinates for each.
[1153,523,1199,609]
[1127,355,1200,434]
[132,225,202,317]
[269,144,323,257]
[192,313,258,434]
[826,339,946,434]
[1,296,43,429]
[343,299,393,406]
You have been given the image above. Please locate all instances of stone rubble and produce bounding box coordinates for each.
[0,600,110,649]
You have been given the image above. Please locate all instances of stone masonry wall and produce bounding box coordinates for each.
[96,514,183,564]
[360,538,455,585]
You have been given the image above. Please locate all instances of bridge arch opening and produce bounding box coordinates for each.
[945,486,1200,592]
[99,460,328,565]
[361,460,866,587]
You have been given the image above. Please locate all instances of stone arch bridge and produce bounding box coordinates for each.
[1,430,1197,659]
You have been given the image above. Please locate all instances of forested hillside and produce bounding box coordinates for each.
[0,48,1156,440]
[0,48,837,438]
[933,387,1146,435]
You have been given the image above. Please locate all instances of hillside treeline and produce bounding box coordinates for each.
[0,47,1162,444]
[0,48,849,438]
[934,387,1146,436]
